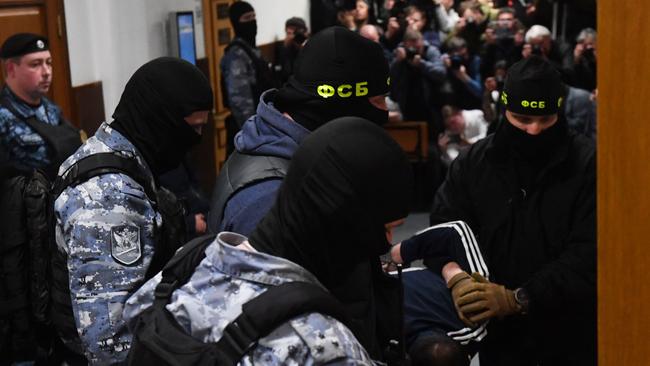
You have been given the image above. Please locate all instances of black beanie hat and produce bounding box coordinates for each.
[501,56,566,116]
[0,33,49,59]
[287,26,390,100]
[229,1,255,26]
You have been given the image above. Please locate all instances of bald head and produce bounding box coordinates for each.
[360,24,380,43]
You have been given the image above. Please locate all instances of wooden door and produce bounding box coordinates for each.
[202,0,235,173]
[0,0,73,122]
[599,0,650,365]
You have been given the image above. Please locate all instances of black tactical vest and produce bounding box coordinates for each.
[0,95,82,179]
[207,151,290,234]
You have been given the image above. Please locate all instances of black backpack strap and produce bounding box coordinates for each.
[53,152,157,202]
[131,236,353,366]
[152,234,217,305]
[214,281,352,365]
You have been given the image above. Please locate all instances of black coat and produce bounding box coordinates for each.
[0,170,34,362]
[428,123,596,366]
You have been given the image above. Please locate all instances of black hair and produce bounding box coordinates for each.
[409,335,470,366]
[285,16,307,31]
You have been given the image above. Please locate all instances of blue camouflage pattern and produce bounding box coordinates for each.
[124,232,376,365]
[0,85,62,170]
[220,38,258,127]
[54,122,161,364]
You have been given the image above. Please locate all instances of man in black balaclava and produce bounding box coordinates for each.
[125,117,413,364]
[427,55,596,365]
[220,1,276,153]
[208,26,391,236]
[53,57,213,364]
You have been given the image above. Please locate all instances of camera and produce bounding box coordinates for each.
[488,21,514,41]
[390,0,409,18]
[293,29,307,45]
[450,55,463,70]
[582,47,596,62]
[531,44,543,56]
[405,47,418,61]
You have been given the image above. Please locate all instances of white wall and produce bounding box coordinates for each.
[65,0,205,122]
[246,0,310,45]
[64,0,309,122]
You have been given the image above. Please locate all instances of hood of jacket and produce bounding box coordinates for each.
[234,89,309,158]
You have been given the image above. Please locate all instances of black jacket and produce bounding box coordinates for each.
[428,122,596,366]
[0,170,35,363]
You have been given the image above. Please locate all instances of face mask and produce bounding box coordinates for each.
[357,99,389,126]
[501,117,564,164]
[156,124,202,174]
[235,20,257,47]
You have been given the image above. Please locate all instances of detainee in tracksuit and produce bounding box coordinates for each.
[389,220,490,365]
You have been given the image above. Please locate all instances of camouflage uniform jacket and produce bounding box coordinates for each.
[124,232,376,365]
[220,37,258,127]
[54,122,161,364]
[0,85,62,170]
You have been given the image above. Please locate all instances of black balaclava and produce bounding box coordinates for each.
[229,1,257,47]
[499,114,568,165]
[249,116,412,290]
[274,26,391,130]
[498,56,568,163]
[111,57,213,176]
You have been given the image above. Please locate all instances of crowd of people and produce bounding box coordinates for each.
[0,0,596,365]
[308,0,596,167]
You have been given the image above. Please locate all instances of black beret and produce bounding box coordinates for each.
[0,33,49,59]
[288,26,389,100]
[501,56,566,116]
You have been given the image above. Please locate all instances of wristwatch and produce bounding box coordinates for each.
[513,287,530,315]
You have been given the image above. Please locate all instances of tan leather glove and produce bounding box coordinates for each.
[447,271,479,327]
[456,273,521,324]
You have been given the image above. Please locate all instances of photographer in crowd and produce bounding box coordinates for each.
[390,28,446,135]
[480,7,526,77]
[565,27,597,92]
[273,17,309,85]
[442,36,483,110]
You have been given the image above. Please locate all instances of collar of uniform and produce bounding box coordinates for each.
[211,231,325,289]
[1,85,41,118]
[94,121,155,176]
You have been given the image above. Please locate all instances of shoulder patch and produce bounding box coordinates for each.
[110,224,142,265]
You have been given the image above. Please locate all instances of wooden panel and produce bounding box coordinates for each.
[203,0,235,115]
[213,110,228,173]
[71,81,104,136]
[43,0,73,121]
[189,110,219,195]
[383,121,429,161]
[599,1,650,365]
[0,5,47,87]
[258,41,276,67]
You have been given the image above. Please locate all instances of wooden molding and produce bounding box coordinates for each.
[71,81,104,136]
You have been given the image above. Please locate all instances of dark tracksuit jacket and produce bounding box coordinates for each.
[427,122,596,366]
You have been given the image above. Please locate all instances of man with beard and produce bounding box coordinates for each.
[125,118,413,364]
[220,1,275,153]
[52,57,213,364]
[208,26,392,236]
[427,56,596,365]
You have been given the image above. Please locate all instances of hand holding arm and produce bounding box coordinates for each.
[456,273,521,324]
